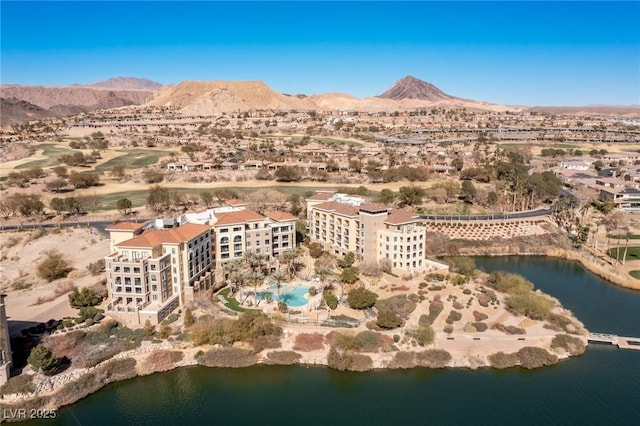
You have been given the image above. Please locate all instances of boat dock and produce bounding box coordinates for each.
[588,333,640,351]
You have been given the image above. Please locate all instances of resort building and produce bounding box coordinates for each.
[104,223,214,325]
[210,209,297,270]
[103,207,297,324]
[305,192,427,275]
[0,294,12,385]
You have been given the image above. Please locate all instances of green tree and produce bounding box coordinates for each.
[274,166,302,182]
[461,180,477,201]
[337,252,356,269]
[377,309,403,329]
[50,197,66,215]
[378,188,396,205]
[27,345,57,375]
[340,266,360,285]
[68,287,102,308]
[116,198,132,215]
[347,287,378,309]
[200,192,214,207]
[397,185,426,207]
[146,185,172,213]
[308,242,324,258]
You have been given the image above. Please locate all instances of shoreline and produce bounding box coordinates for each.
[0,248,620,422]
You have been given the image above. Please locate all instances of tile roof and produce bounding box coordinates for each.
[264,211,298,222]
[385,210,420,225]
[214,210,265,226]
[312,201,359,217]
[225,199,248,206]
[116,223,210,248]
[305,192,335,201]
[359,203,391,213]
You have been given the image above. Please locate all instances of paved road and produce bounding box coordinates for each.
[419,208,553,222]
[0,219,150,235]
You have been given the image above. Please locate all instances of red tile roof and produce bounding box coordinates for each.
[385,210,420,225]
[116,223,210,248]
[264,211,298,222]
[312,201,359,217]
[305,192,335,201]
[214,210,265,226]
[225,199,248,206]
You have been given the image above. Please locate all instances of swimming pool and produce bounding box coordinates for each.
[256,285,310,307]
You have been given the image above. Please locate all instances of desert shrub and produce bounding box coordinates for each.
[49,331,87,359]
[445,310,462,325]
[27,344,58,374]
[308,286,318,296]
[308,242,324,258]
[443,325,453,334]
[472,322,488,332]
[473,311,489,321]
[265,351,302,365]
[545,313,577,333]
[376,309,403,329]
[517,347,558,369]
[188,318,235,346]
[86,259,105,275]
[145,350,184,372]
[353,331,385,352]
[327,332,358,351]
[347,287,378,309]
[486,272,534,294]
[389,351,416,369]
[165,313,179,324]
[293,333,325,351]
[0,374,35,396]
[375,295,416,319]
[463,288,472,295]
[450,275,467,286]
[198,347,257,368]
[411,324,435,346]
[350,354,373,371]
[416,349,451,368]
[183,308,195,327]
[68,287,102,308]
[421,300,444,326]
[327,347,352,371]
[551,334,586,355]
[37,250,72,282]
[477,293,491,307]
[453,301,464,310]
[323,291,338,309]
[78,306,103,322]
[445,256,475,276]
[506,292,553,320]
[252,334,282,352]
[488,352,519,369]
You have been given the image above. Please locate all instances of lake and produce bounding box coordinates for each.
[27,256,640,425]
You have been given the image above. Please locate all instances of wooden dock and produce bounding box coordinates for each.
[588,333,640,351]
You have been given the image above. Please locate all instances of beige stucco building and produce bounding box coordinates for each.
[306,192,427,275]
[105,223,214,325]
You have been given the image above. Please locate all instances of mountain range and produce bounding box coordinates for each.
[3,75,636,126]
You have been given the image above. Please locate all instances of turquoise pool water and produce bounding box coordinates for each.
[257,285,310,307]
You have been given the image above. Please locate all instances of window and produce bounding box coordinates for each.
[234,235,242,242]
[220,228,229,233]
[150,264,156,271]
[220,236,229,244]
[114,266,121,272]
[233,226,242,232]
[123,267,130,273]
[133,267,140,274]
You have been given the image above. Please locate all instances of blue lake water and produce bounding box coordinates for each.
[26,256,640,425]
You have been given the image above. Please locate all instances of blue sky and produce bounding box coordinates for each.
[1,1,639,106]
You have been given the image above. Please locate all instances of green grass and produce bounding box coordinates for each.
[629,271,640,280]
[608,234,640,240]
[607,247,640,261]
[15,144,76,169]
[93,185,339,211]
[92,149,172,174]
[218,288,247,312]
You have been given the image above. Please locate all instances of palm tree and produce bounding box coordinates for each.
[223,259,244,293]
[244,251,267,274]
[270,270,287,303]
[247,270,265,304]
[622,229,632,265]
[315,266,331,291]
[279,248,301,279]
